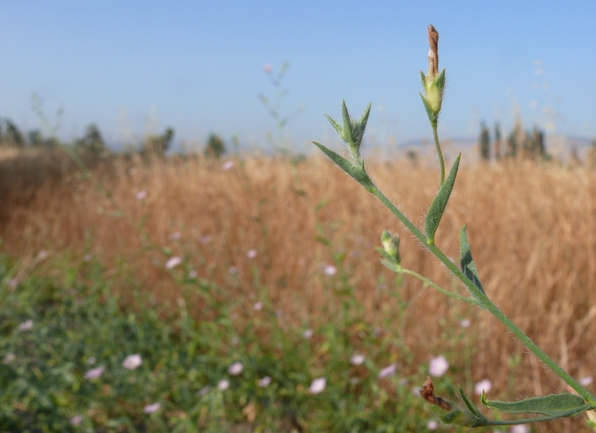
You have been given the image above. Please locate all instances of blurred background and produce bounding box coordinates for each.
[1,0,595,154]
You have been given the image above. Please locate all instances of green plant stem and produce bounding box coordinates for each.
[396,268,479,305]
[369,182,596,405]
[432,122,445,185]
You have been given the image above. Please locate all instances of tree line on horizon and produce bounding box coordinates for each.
[477,119,596,165]
[0,117,228,159]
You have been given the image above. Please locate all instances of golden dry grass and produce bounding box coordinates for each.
[2,148,596,430]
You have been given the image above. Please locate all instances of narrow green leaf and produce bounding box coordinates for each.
[325,114,343,136]
[424,153,461,242]
[313,142,373,189]
[458,388,488,422]
[459,225,485,296]
[341,100,354,146]
[481,393,587,416]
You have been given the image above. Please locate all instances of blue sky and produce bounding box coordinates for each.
[1,1,595,152]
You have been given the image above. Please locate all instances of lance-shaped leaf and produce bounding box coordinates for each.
[459,225,485,297]
[459,388,488,423]
[313,142,374,190]
[481,393,588,417]
[424,153,461,243]
[341,100,355,148]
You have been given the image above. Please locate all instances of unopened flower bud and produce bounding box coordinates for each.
[381,230,401,264]
[420,25,446,124]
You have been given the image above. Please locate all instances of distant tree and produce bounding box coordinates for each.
[145,127,174,156]
[76,124,106,154]
[479,121,490,162]
[494,122,502,160]
[3,119,24,147]
[204,133,227,159]
[531,126,546,159]
[28,129,44,146]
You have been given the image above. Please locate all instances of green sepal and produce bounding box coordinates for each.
[481,392,587,417]
[459,225,485,297]
[313,142,374,190]
[419,70,427,88]
[424,153,461,243]
[419,93,437,127]
[376,247,398,264]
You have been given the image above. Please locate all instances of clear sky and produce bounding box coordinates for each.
[1,1,595,152]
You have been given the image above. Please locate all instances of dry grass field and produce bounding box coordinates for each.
[2,146,596,431]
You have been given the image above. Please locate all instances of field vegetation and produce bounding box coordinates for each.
[2,143,596,432]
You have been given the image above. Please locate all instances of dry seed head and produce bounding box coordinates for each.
[427,25,439,79]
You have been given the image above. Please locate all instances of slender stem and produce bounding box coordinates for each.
[432,122,445,185]
[397,268,479,305]
[369,183,596,405]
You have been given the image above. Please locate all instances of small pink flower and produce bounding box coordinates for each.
[200,236,211,244]
[143,402,161,414]
[218,379,230,390]
[580,376,593,386]
[188,270,198,278]
[83,254,93,262]
[253,301,263,311]
[169,231,181,240]
[323,265,337,276]
[428,356,449,377]
[309,377,326,394]
[258,376,272,387]
[165,256,182,269]
[350,354,365,366]
[378,363,397,379]
[474,379,492,395]
[135,190,147,200]
[70,415,83,425]
[8,278,18,288]
[87,357,96,365]
[37,250,49,261]
[247,249,258,259]
[263,64,272,73]
[2,352,15,364]
[84,366,105,380]
[222,160,235,170]
[303,329,313,339]
[460,319,471,328]
[510,425,529,433]
[427,420,439,430]
[228,362,243,375]
[122,354,142,370]
[19,319,33,332]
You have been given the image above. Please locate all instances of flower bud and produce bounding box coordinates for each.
[381,230,401,264]
[420,25,446,124]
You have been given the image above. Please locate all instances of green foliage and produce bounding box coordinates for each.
[0,252,446,432]
[314,23,596,430]
[424,154,460,244]
[204,133,227,159]
[75,124,106,154]
[144,127,175,156]
[481,393,588,417]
